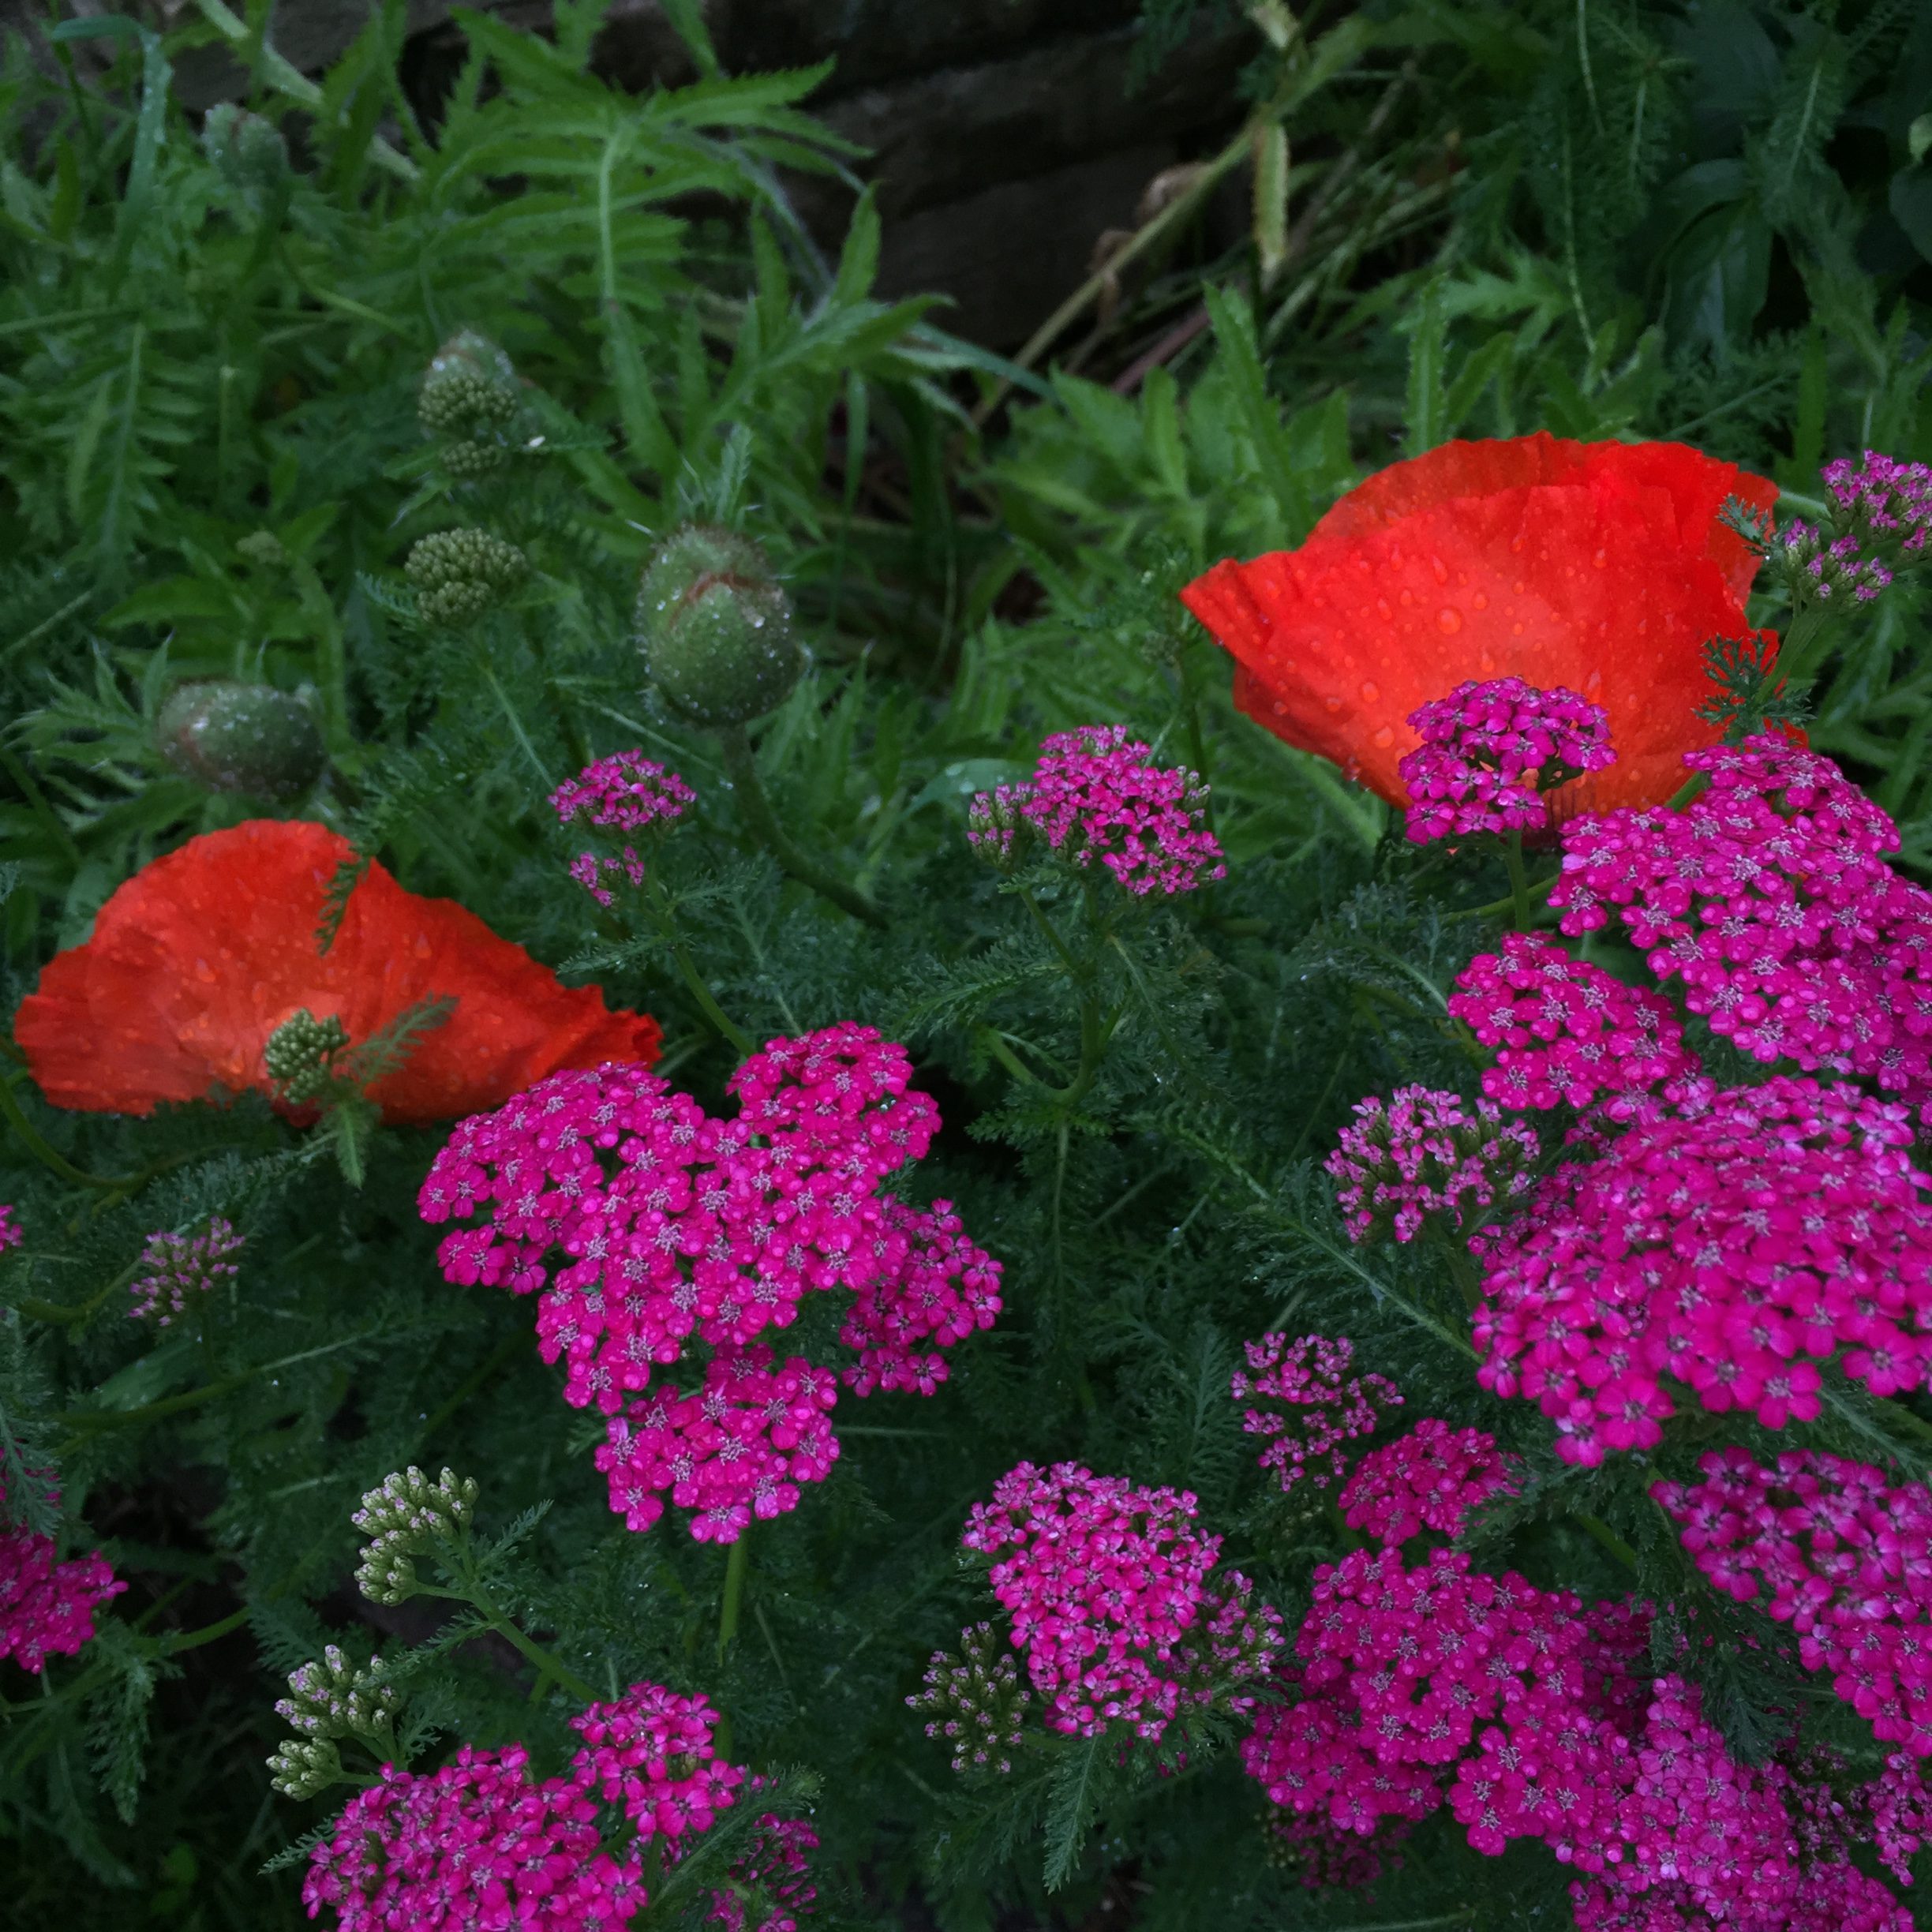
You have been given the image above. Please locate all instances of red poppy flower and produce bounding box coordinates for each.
[1180,433,1779,814]
[15,821,661,1126]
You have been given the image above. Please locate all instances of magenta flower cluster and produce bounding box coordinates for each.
[0,1474,124,1675]
[549,749,695,906]
[1231,1332,1401,1492]
[0,1204,18,1253]
[960,1462,1279,1741]
[420,1025,1001,1543]
[1242,1421,1911,1930]
[1337,1417,1520,1547]
[1325,1085,1538,1242]
[1656,1445,1932,1757]
[1398,677,1613,844]
[1824,448,1932,558]
[1773,519,1894,603]
[967,724,1224,896]
[128,1216,243,1325]
[1552,732,1932,1103]
[1474,1075,1932,1465]
[305,1679,814,1932]
[1449,934,1698,1121]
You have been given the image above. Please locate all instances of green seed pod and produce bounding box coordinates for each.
[201,105,290,203]
[404,529,528,627]
[158,680,326,800]
[635,525,803,727]
[417,331,521,459]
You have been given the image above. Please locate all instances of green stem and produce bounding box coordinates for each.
[55,1333,371,1436]
[0,1076,129,1191]
[1770,598,1837,695]
[1504,829,1533,930]
[647,881,753,1056]
[976,1027,1051,1088]
[1469,872,1559,920]
[1574,1511,1638,1571]
[481,1608,597,1705]
[717,725,886,928]
[163,1605,251,1653]
[716,1533,749,1670]
[12,1264,137,1326]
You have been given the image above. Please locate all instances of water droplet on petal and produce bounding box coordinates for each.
[1360,680,1380,703]
[1324,697,1343,714]
[1371,725,1395,749]
[1472,591,1489,611]
[1436,607,1462,635]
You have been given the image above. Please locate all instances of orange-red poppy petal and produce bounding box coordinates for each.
[1181,436,1778,815]
[15,821,660,1126]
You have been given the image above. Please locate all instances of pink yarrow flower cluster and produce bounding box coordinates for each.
[305,1679,815,1932]
[1398,677,1613,844]
[1771,519,1894,603]
[1474,1075,1932,1465]
[1242,1445,1913,1930]
[0,1474,125,1674]
[419,1025,1001,1543]
[550,749,695,906]
[1824,449,1932,559]
[1655,1446,1932,1757]
[1230,1332,1402,1492]
[128,1216,243,1325]
[0,1204,18,1252]
[1552,732,1932,1103]
[967,724,1224,895]
[961,1462,1280,1741]
[1337,1417,1521,1546]
[1325,1085,1538,1241]
[1449,934,1698,1121]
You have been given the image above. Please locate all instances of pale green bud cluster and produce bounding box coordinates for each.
[262,1009,351,1105]
[351,1466,478,1604]
[405,529,528,627]
[274,1644,399,1741]
[265,1735,343,1801]
[418,331,521,474]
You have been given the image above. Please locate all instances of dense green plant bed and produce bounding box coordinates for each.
[3,2,1932,1929]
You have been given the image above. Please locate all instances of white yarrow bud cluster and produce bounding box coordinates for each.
[274,1644,399,1739]
[266,1735,343,1801]
[350,1466,477,1604]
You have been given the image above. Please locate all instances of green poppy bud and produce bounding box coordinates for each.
[202,105,290,204]
[158,680,326,800]
[404,529,528,627]
[418,331,520,471]
[635,526,803,727]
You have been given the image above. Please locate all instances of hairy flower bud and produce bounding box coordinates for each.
[264,1009,350,1105]
[405,529,528,627]
[158,680,325,800]
[417,331,520,471]
[201,104,290,204]
[350,1466,477,1604]
[635,525,802,726]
